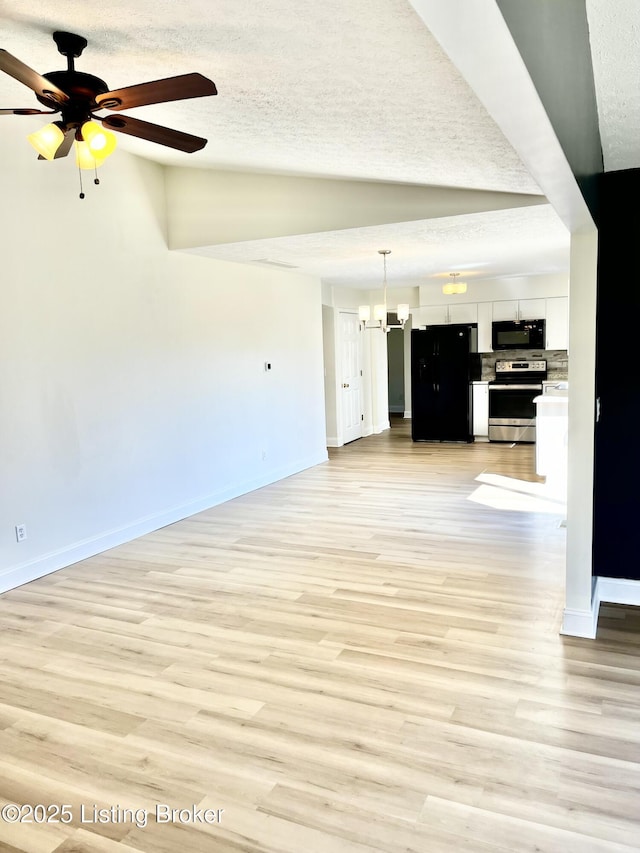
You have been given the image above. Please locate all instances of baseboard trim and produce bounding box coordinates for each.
[326,436,341,447]
[597,576,640,606]
[0,450,329,595]
[560,606,599,639]
[561,577,640,639]
[403,410,412,419]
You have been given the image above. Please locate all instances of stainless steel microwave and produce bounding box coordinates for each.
[491,319,545,350]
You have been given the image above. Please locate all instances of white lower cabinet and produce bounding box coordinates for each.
[472,381,489,439]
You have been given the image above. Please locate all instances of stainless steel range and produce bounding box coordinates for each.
[488,359,547,443]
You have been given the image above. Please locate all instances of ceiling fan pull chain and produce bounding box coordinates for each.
[78,161,84,199]
[94,162,99,185]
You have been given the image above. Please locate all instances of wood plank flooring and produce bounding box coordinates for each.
[1,419,639,852]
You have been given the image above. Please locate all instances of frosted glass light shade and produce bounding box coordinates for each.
[373,303,387,322]
[396,303,410,322]
[27,123,65,160]
[358,305,371,323]
[81,121,117,158]
[442,282,467,295]
[75,140,108,170]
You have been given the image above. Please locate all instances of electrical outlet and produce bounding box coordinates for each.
[15,524,27,542]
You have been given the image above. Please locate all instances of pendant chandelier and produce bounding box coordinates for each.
[358,250,410,332]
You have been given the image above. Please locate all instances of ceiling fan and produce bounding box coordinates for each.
[0,30,217,164]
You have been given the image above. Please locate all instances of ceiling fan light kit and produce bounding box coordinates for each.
[0,30,217,197]
[27,120,65,160]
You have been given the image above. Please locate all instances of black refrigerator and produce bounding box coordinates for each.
[411,324,478,442]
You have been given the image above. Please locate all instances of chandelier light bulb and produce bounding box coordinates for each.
[81,121,117,159]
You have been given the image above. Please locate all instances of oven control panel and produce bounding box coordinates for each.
[495,360,547,373]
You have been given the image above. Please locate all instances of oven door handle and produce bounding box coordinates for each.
[489,383,543,391]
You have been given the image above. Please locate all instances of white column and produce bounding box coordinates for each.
[562,228,598,636]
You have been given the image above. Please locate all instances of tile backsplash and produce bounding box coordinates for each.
[480,349,568,381]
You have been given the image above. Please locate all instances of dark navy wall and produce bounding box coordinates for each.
[592,169,640,579]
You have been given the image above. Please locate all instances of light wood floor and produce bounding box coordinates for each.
[1,419,639,853]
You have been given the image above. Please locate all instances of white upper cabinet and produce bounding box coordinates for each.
[448,302,478,324]
[413,302,478,327]
[492,298,546,322]
[413,295,567,352]
[416,305,449,326]
[545,296,569,350]
[477,302,493,352]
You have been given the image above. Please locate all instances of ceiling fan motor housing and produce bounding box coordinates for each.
[36,70,110,125]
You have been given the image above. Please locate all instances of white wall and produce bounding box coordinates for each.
[0,129,327,592]
[165,167,546,250]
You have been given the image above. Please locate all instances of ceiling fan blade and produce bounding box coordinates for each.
[96,73,217,111]
[0,49,69,105]
[102,114,207,153]
[0,108,56,115]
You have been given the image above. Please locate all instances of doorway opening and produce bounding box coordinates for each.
[387,326,404,418]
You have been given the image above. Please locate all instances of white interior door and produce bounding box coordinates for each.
[338,312,363,444]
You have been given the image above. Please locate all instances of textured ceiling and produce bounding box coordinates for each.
[586,0,640,172]
[0,1,630,288]
[0,0,540,191]
[189,204,570,289]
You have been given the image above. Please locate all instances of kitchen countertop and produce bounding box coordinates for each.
[534,394,568,404]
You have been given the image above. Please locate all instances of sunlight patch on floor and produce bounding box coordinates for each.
[468,472,566,515]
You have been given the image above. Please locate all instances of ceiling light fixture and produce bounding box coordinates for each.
[27,118,118,167]
[359,250,410,332]
[442,272,467,295]
[1,30,217,198]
